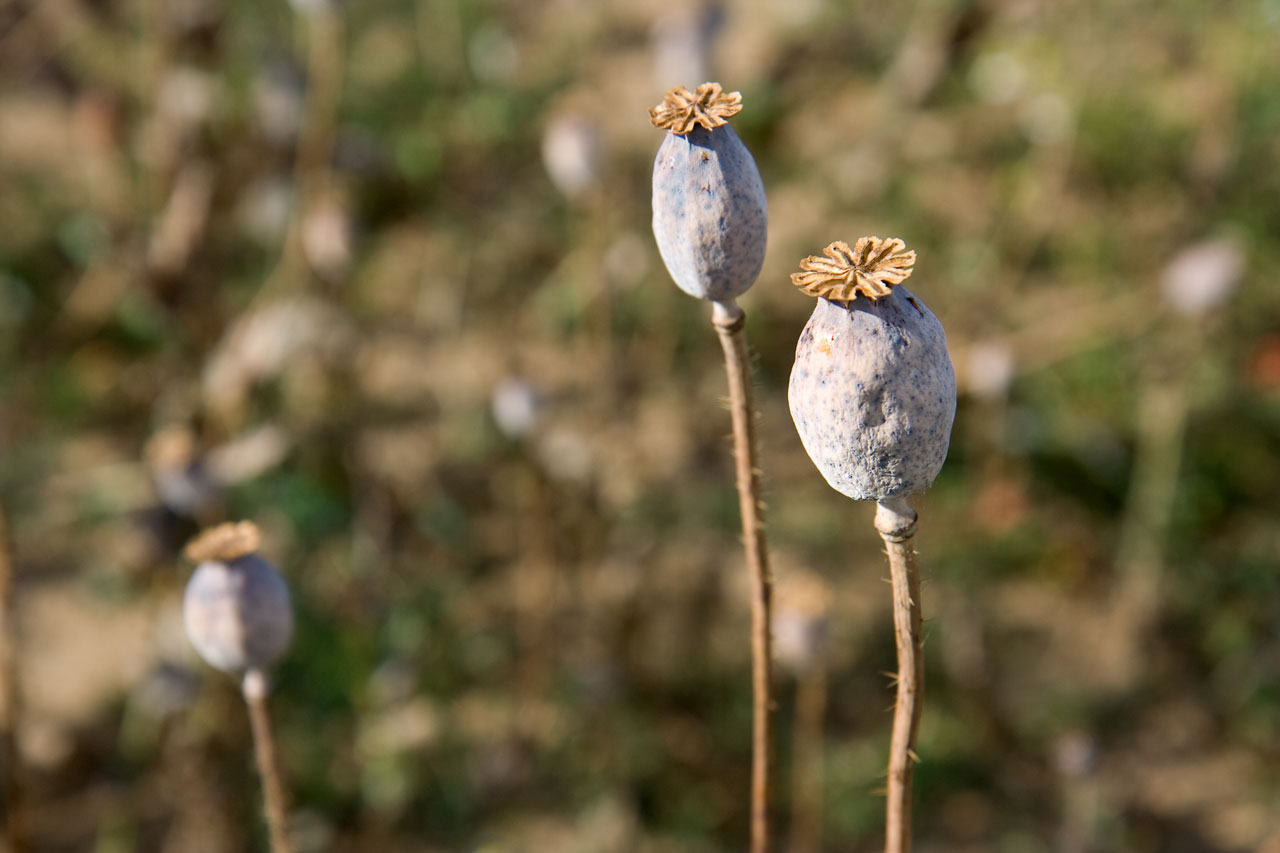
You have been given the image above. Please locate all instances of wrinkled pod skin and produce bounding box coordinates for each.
[789,288,957,501]
[652,124,767,302]
[183,554,294,673]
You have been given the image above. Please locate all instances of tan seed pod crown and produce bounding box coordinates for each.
[650,81,766,302]
[185,520,262,563]
[788,235,955,500]
[791,237,916,304]
[649,82,743,135]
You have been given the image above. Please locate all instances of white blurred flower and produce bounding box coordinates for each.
[301,191,354,282]
[541,112,603,200]
[491,377,542,440]
[235,177,293,247]
[1161,237,1245,316]
[773,570,830,675]
[966,340,1016,401]
[969,51,1027,105]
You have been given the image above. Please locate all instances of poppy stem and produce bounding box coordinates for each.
[0,505,28,853]
[876,496,923,853]
[713,299,774,853]
[243,669,294,853]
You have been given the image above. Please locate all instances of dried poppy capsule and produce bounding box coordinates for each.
[651,84,776,852]
[650,82,767,304]
[183,521,294,673]
[788,238,956,500]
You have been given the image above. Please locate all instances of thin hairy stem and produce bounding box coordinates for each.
[875,497,923,853]
[788,663,827,853]
[713,299,774,853]
[259,3,346,301]
[0,505,26,853]
[242,669,294,853]
[1110,322,1204,684]
[296,7,344,199]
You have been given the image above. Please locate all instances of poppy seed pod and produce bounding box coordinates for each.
[788,238,956,501]
[650,83,767,303]
[183,522,294,673]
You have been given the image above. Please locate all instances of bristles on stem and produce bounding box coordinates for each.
[713,300,774,853]
[875,496,923,853]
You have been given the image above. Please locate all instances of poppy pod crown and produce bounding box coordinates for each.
[787,237,956,501]
[650,83,767,304]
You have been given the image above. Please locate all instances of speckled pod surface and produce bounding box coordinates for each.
[789,288,956,500]
[183,554,294,673]
[651,124,767,302]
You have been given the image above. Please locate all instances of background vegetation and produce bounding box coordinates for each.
[2,0,1280,849]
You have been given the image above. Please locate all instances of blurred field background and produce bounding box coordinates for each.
[3,0,1280,850]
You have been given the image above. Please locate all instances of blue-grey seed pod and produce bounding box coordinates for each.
[788,239,956,501]
[182,522,294,673]
[650,84,767,303]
